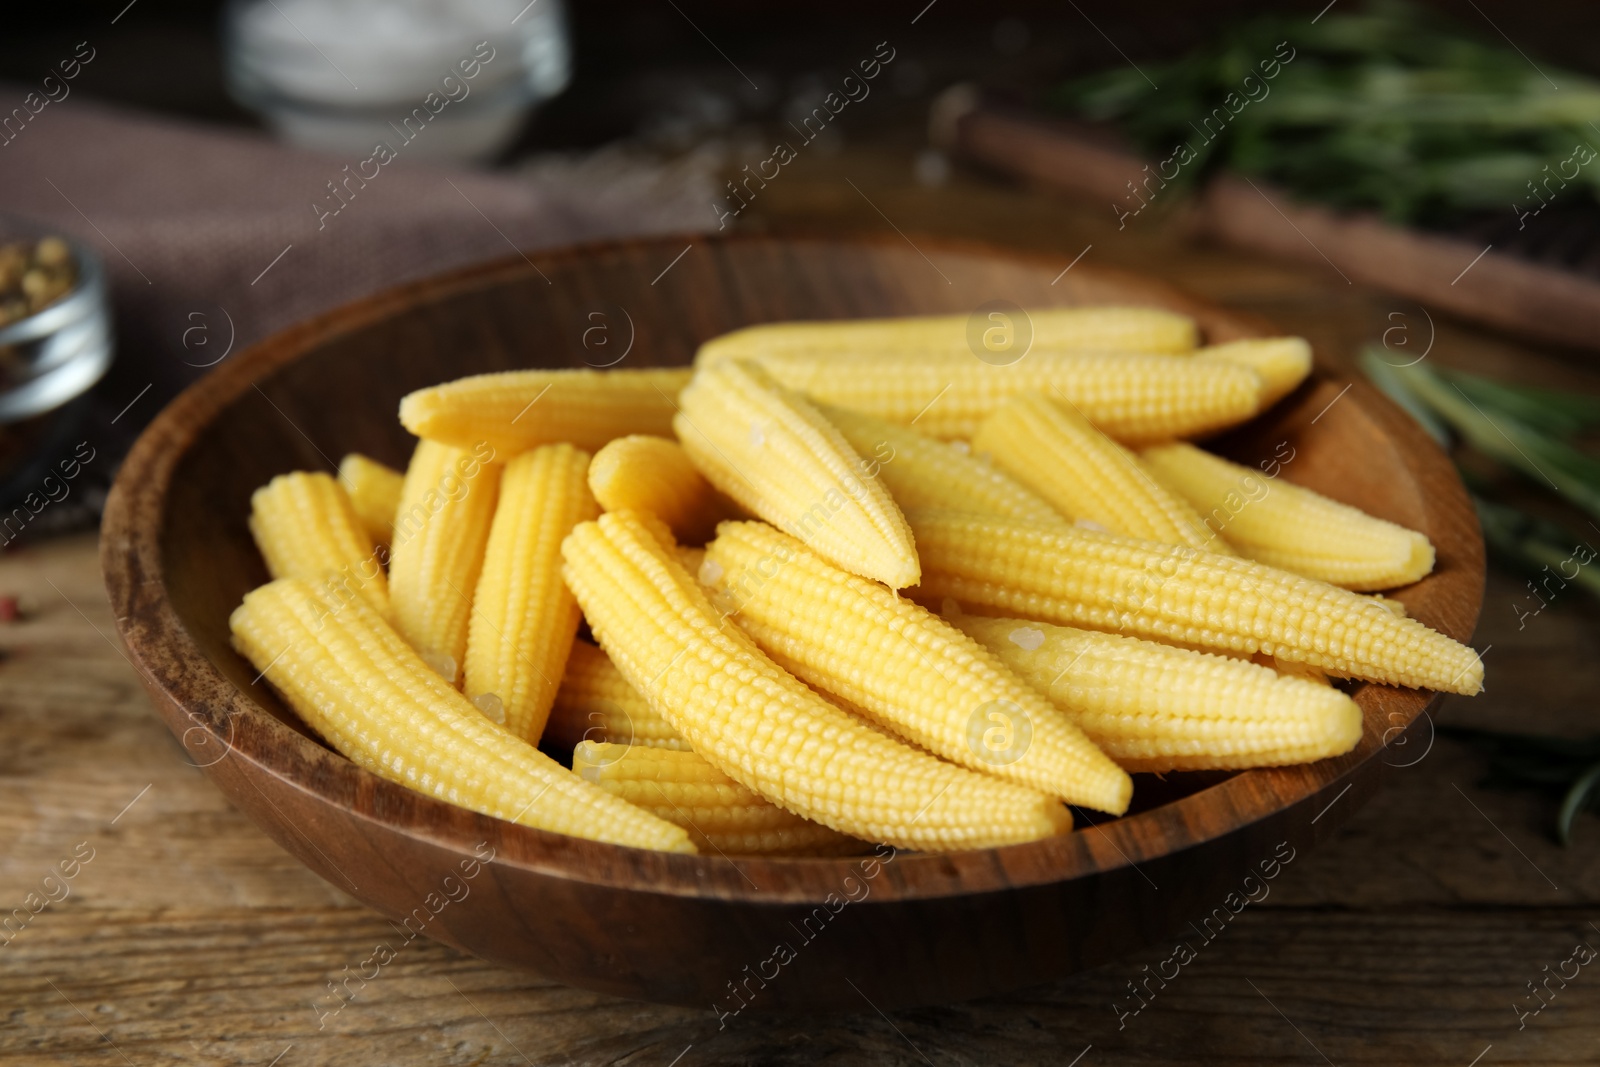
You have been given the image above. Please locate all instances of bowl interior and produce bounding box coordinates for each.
[123,233,1483,906]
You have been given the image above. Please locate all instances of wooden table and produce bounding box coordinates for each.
[4,138,1600,1067]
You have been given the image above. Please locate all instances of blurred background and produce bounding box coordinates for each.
[8,0,1600,516]
[3,0,1600,465]
[5,2,1600,1063]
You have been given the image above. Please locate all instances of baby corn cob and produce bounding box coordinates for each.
[464,445,598,742]
[674,359,920,588]
[908,510,1482,694]
[573,742,863,855]
[1197,338,1312,408]
[819,403,1065,526]
[705,522,1131,812]
[561,510,1073,851]
[973,393,1225,551]
[230,578,694,853]
[337,453,404,547]
[543,641,689,754]
[249,471,391,619]
[951,613,1363,772]
[1141,442,1435,591]
[729,351,1262,442]
[399,367,693,456]
[696,306,1198,364]
[388,440,502,684]
[588,434,733,543]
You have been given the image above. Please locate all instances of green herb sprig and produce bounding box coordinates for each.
[1054,0,1600,226]
[1363,348,1600,844]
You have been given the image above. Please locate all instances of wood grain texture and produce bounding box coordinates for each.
[99,233,1483,1011]
[4,907,1598,1067]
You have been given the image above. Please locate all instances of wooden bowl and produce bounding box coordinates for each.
[101,233,1484,1012]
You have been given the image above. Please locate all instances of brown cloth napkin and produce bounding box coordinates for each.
[0,86,713,522]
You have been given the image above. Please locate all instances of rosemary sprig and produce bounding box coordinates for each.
[1052,0,1600,227]
[1447,376,1600,441]
[1360,349,1600,526]
[1470,492,1600,600]
[1361,349,1600,844]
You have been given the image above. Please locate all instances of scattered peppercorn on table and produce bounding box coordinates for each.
[231,307,1481,857]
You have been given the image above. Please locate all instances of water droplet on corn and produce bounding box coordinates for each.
[421,650,457,680]
[473,692,506,724]
[1008,626,1045,651]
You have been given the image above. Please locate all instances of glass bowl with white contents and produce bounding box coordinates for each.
[224,0,571,163]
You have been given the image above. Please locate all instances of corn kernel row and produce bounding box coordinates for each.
[695,306,1199,365]
[573,741,863,855]
[543,640,689,753]
[950,612,1363,772]
[719,350,1264,442]
[909,510,1481,694]
[464,444,597,741]
[703,521,1132,813]
[674,359,920,588]
[231,578,694,852]
[561,510,1074,851]
[974,393,1224,551]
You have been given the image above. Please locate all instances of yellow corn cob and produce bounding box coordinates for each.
[818,403,1065,526]
[696,306,1198,364]
[336,453,404,547]
[967,594,1330,685]
[727,351,1262,442]
[1141,442,1435,591]
[989,609,1329,687]
[588,434,734,543]
[951,613,1362,772]
[674,359,920,588]
[249,471,390,619]
[388,440,502,684]
[908,510,1482,694]
[463,445,597,742]
[704,521,1130,812]
[230,578,693,853]
[973,393,1226,551]
[561,510,1073,851]
[573,742,863,855]
[543,641,690,754]
[1197,338,1312,408]
[399,367,693,456]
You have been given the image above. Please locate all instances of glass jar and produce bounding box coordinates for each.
[223,0,572,162]
[0,227,112,425]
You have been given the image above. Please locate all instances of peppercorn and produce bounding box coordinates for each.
[0,237,77,327]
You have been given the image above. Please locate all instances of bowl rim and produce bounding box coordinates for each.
[101,230,1484,906]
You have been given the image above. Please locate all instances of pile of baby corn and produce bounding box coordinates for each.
[230,306,1483,857]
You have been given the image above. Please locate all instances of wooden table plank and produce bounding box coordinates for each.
[4,905,1598,1065]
